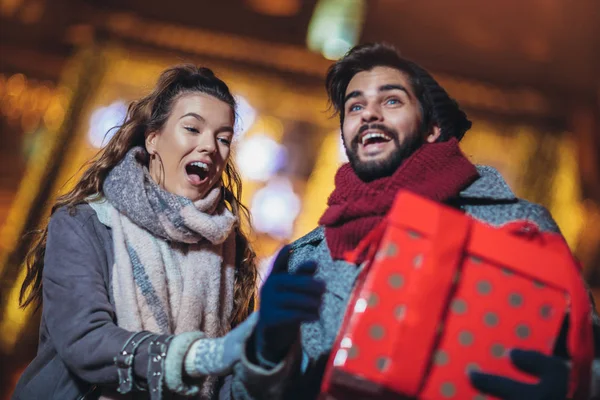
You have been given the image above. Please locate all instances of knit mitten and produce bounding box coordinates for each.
[183,313,258,377]
[470,349,569,400]
[254,245,325,367]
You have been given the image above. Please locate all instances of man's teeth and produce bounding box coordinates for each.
[190,161,209,171]
[361,132,391,145]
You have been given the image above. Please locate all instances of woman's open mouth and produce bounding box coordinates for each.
[185,161,210,186]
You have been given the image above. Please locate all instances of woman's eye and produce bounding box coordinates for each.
[218,137,231,146]
[185,126,199,133]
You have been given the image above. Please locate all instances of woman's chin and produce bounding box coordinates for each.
[171,184,207,202]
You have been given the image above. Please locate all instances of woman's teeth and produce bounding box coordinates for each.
[189,161,209,171]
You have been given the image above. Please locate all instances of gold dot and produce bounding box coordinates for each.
[465,362,481,374]
[490,343,505,358]
[408,230,421,239]
[388,273,404,289]
[434,350,449,366]
[367,293,379,308]
[540,304,552,319]
[516,324,530,339]
[451,298,468,315]
[385,243,398,257]
[375,356,390,371]
[348,345,359,359]
[508,293,523,307]
[369,325,385,340]
[533,280,545,289]
[394,305,407,321]
[413,254,424,268]
[470,256,482,264]
[476,280,492,295]
[459,330,474,346]
[483,312,499,327]
[440,382,456,398]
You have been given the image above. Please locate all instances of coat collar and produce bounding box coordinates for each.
[459,165,517,201]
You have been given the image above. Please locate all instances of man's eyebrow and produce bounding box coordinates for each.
[379,84,410,97]
[344,84,411,105]
[344,90,362,104]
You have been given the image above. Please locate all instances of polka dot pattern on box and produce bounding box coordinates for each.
[328,222,567,400]
[422,249,565,399]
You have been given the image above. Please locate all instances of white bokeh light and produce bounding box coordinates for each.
[251,178,301,239]
[236,134,286,181]
[234,95,256,139]
[88,100,128,148]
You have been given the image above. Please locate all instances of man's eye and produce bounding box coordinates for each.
[185,126,199,133]
[386,98,400,105]
[349,104,363,112]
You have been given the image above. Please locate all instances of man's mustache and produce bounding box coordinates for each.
[352,123,399,146]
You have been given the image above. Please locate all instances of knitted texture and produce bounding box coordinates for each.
[405,59,472,141]
[92,146,238,399]
[184,313,257,378]
[319,138,478,262]
[228,165,594,400]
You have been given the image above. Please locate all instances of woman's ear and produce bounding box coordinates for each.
[145,131,159,155]
[426,125,442,143]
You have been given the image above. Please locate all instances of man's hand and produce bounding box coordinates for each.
[253,245,326,366]
[470,349,569,400]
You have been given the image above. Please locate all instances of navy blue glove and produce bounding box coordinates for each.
[470,349,569,400]
[254,245,325,366]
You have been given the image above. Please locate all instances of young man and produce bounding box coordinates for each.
[229,43,598,399]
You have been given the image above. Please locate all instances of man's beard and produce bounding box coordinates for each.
[344,123,425,182]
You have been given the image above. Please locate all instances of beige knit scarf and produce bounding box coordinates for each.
[90,147,238,398]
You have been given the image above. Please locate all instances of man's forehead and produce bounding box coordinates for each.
[346,66,411,94]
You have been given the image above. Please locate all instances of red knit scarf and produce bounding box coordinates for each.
[319,138,479,262]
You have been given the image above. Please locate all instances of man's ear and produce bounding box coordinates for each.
[426,125,442,143]
[145,131,159,154]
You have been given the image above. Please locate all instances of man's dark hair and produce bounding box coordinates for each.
[325,43,472,141]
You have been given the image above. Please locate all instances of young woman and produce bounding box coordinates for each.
[13,65,258,399]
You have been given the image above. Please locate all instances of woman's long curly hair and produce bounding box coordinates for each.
[20,64,257,327]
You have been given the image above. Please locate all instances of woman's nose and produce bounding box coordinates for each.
[197,133,217,154]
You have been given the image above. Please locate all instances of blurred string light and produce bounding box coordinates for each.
[235,134,287,181]
[251,178,301,239]
[0,0,47,23]
[0,73,58,132]
[234,94,257,139]
[307,0,366,60]
[245,0,301,16]
[87,100,128,148]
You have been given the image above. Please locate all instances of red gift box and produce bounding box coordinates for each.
[321,191,593,400]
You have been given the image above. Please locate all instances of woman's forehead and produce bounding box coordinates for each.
[170,93,234,123]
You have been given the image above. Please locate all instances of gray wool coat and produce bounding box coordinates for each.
[227,165,600,400]
[12,203,250,400]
